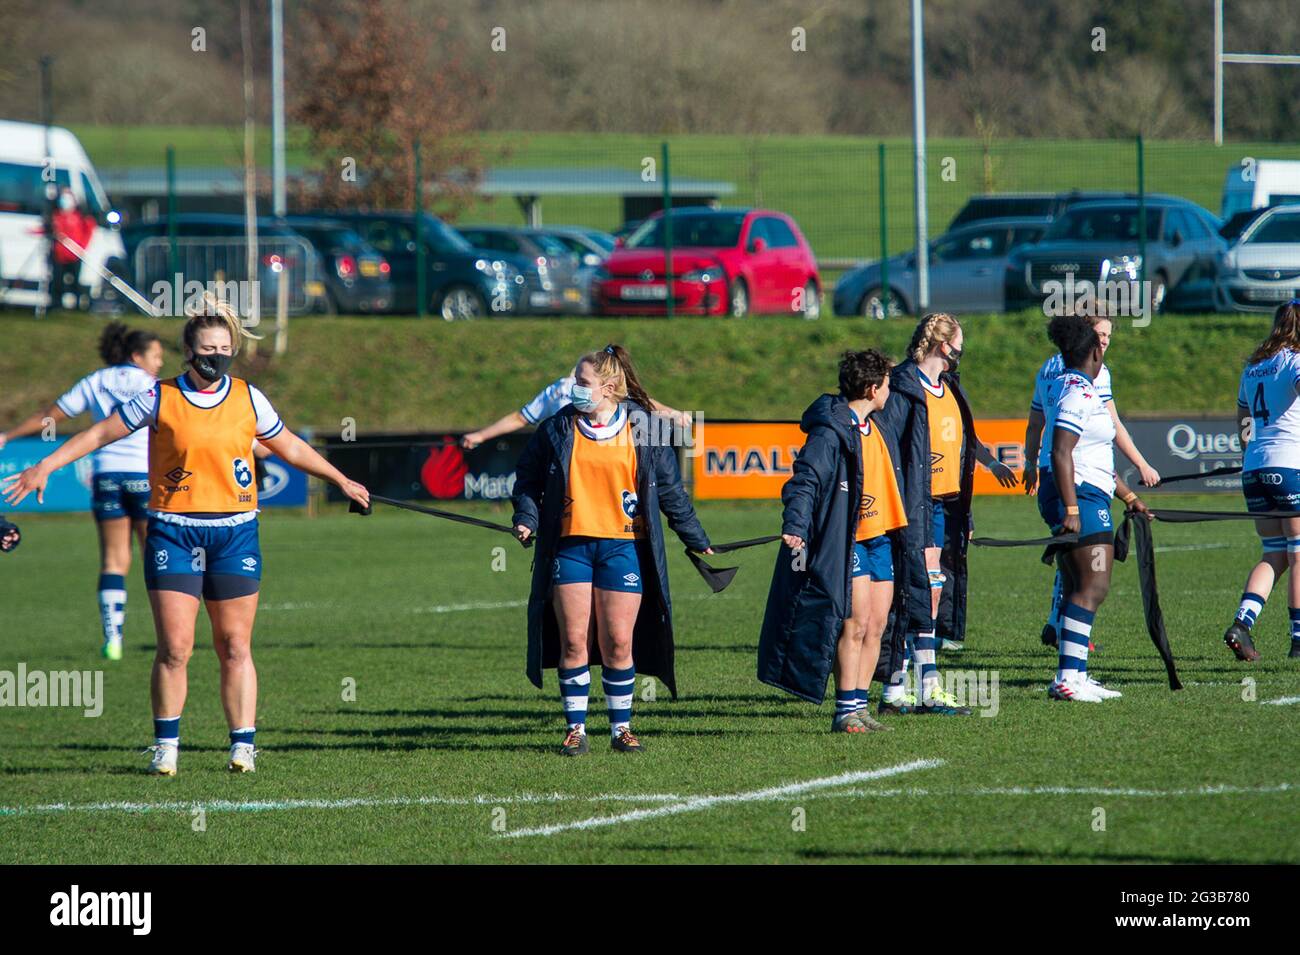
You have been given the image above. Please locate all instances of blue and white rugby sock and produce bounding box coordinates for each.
[855,687,870,709]
[914,628,939,702]
[1236,591,1266,629]
[558,665,590,731]
[98,573,126,645]
[1289,608,1300,646]
[230,726,255,747]
[834,689,858,724]
[1056,602,1094,683]
[882,633,912,702]
[602,665,635,738]
[154,716,180,747]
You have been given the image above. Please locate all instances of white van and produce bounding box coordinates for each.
[1221,159,1300,220]
[0,119,126,310]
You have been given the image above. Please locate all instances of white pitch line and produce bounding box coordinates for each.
[1153,543,1231,553]
[811,781,1299,799]
[1262,695,1300,706]
[500,758,943,839]
[0,791,688,818]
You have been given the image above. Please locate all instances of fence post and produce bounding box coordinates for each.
[414,140,425,319]
[878,142,889,319]
[661,140,673,319]
[1136,134,1146,296]
[166,145,178,291]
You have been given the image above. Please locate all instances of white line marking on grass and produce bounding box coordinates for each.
[500,758,943,839]
[1153,543,1231,553]
[1262,695,1300,706]
[813,782,1299,799]
[0,791,689,818]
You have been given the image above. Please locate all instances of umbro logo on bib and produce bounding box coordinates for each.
[164,467,192,484]
[930,452,943,466]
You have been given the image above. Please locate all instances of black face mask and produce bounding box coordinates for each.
[191,352,233,382]
[944,345,963,373]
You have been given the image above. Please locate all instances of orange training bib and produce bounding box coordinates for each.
[561,429,643,539]
[925,382,962,498]
[857,423,908,541]
[149,377,259,513]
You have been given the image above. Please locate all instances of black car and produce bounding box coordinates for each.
[948,190,1138,232]
[281,217,393,314]
[1004,197,1225,313]
[324,211,525,318]
[456,225,586,314]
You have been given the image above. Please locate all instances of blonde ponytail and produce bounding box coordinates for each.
[181,291,262,355]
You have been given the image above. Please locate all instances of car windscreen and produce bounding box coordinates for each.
[291,224,366,250]
[626,213,746,249]
[1246,213,1300,244]
[0,161,71,215]
[1044,206,1160,242]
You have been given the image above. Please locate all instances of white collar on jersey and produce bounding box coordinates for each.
[575,403,627,441]
[177,373,231,408]
[917,370,945,397]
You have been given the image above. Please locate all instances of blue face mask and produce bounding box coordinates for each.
[571,384,600,413]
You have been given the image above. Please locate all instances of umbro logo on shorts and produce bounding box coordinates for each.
[242,557,258,571]
[623,573,640,586]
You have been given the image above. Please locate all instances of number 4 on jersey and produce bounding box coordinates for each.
[1253,383,1270,426]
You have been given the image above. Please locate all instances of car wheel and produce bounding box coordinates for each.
[727,279,749,318]
[800,281,821,319]
[860,287,905,319]
[438,285,486,321]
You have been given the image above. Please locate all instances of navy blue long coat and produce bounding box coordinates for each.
[756,393,906,703]
[511,402,711,699]
[872,359,978,682]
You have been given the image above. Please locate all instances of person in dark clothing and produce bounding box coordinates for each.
[874,313,1017,716]
[512,344,713,756]
[758,350,905,732]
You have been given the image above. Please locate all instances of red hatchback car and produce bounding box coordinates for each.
[596,208,821,317]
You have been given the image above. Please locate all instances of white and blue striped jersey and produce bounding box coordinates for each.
[520,375,575,425]
[1238,349,1300,472]
[55,364,155,474]
[1033,355,1112,469]
[1044,371,1116,496]
[117,374,284,442]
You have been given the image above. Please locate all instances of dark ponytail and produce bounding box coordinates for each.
[99,322,160,366]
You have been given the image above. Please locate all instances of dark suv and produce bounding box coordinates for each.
[325,211,525,318]
[1003,197,1225,313]
[948,191,1136,231]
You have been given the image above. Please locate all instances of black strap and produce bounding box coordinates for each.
[683,534,781,593]
[1156,465,1242,486]
[350,493,528,543]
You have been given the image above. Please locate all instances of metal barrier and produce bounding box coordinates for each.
[133,235,323,316]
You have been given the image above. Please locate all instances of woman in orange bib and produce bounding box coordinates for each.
[759,349,907,731]
[513,345,713,756]
[874,313,1016,715]
[4,304,369,776]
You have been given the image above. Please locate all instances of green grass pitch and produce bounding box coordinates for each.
[2,495,1298,863]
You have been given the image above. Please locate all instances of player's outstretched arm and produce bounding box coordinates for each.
[261,429,369,509]
[1108,403,1159,485]
[1,415,129,506]
[0,404,68,451]
[462,410,528,449]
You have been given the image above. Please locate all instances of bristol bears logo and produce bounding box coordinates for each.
[233,458,253,489]
[1098,508,1112,527]
[621,490,639,520]
[154,549,168,570]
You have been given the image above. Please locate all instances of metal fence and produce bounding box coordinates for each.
[133,234,323,316]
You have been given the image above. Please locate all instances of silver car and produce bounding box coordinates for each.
[833,217,1050,317]
[1216,204,1300,312]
